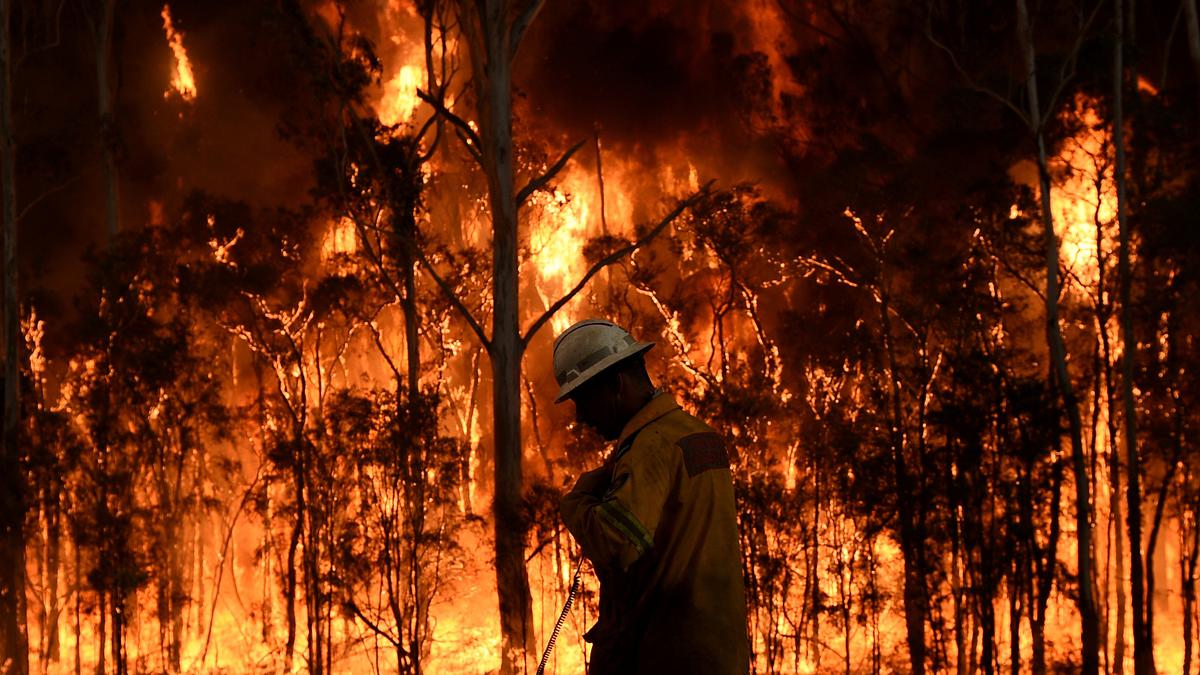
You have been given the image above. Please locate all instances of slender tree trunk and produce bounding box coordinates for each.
[809,455,821,667]
[1110,426,1127,675]
[402,254,419,396]
[1033,456,1063,675]
[73,540,80,675]
[878,286,926,675]
[979,570,996,675]
[284,515,300,674]
[46,494,61,665]
[457,3,536,672]
[1014,2,1101,671]
[1102,295,1127,675]
[110,594,124,675]
[952,524,966,675]
[166,509,183,674]
[96,0,119,242]
[96,591,105,675]
[1183,510,1199,675]
[0,0,28,671]
[1185,0,1200,105]
[1113,5,1155,672]
[394,204,420,397]
[1008,560,1021,675]
[1095,186,1127,674]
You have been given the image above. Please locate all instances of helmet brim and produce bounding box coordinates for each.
[554,341,654,403]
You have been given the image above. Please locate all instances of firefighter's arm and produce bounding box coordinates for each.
[560,441,670,572]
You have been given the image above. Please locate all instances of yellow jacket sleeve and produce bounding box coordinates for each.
[560,439,671,572]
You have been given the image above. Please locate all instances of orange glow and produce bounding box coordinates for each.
[1137,75,1159,96]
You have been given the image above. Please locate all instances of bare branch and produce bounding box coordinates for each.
[14,0,68,69]
[1042,0,1105,124]
[793,255,861,289]
[521,183,713,345]
[509,0,547,59]
[17,172,82,223]
[344,600,408,653]
[415,247,492,351]
[924,14,1031,127]
[193,466,264,671]
[515,138,586,207]
[417,88,483,157]
[363,303,404,384]
[454,126,484,165]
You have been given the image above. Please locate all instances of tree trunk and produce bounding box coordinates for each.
[1183,510,1199,675]
[979,572,995,675]
[1101,279,1127,675]
[46,493,61,665]
[0,0,28,671]
[1007,562,1021,675]
[284,515,300,674]
[1113,4,1155,672]
[402,253,419,397]
[878,287,926,675]
[491,338,533,674]
[74,540,81,675]
[96,591,105,675]
[111,593,125,675]
[96,0,119,242]
[392,201,421,397]
[1032,456,1063,675]
[1013,1,1101,671]
[1109,413,1128,675]
[456,3,536,672]
[1185,0,1200,107]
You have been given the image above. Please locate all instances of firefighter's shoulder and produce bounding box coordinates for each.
[630,408,731,479]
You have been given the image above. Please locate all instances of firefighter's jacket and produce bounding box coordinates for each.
[560,393,750,675]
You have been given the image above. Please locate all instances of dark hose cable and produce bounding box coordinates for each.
[536,559,585,675]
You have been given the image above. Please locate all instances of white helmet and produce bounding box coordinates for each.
[552,319,654,403]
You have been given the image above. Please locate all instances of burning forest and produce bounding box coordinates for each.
[0,0,1198,673]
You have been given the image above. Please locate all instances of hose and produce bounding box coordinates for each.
[536,559,585,675]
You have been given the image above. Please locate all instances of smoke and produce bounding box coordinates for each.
[515,0,798,198]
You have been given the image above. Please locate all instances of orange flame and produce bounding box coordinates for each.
[161,4,197,102]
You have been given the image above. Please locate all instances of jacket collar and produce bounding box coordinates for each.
[615,391,679,450]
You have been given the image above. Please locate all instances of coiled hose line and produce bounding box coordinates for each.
[536,559,585,675]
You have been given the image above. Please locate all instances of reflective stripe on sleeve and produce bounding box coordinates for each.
[594,499,654,556]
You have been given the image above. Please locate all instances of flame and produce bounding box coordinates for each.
[379,65,423,126]
[321,216,358,260]
[530,186,591,334]
[1050,96,1116,292]
[161,5,197,102]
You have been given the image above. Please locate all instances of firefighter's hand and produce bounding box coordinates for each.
[571,466,612,497]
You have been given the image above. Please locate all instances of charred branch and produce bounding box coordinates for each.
[521,182,712,345]
[515,138,586,207]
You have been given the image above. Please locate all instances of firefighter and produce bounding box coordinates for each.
[554,319,750,675]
